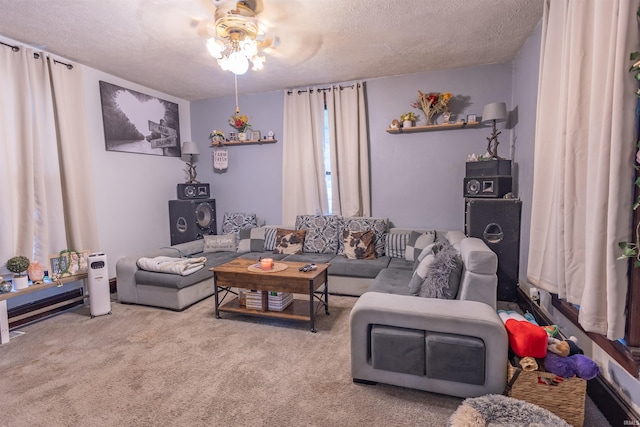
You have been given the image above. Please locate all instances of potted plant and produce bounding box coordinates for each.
[400,112,417,128]
[6,255,30,290]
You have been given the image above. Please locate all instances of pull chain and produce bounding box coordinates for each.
[235,74,239,114]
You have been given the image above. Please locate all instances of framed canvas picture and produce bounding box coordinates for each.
[250,130,261,141]
[48,250,90,279]
[99,81,181,157]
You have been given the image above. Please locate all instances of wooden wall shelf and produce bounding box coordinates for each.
[211,139,277,147]
[386,121,480,134]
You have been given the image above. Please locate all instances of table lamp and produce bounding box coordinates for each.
[182,141,200,183]
[481,102,508,159]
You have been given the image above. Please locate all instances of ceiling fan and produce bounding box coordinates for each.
[196,0,280,74]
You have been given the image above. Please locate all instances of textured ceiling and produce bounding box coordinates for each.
[0,0,544,101]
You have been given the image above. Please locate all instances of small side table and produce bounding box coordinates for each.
[0,274,88,344]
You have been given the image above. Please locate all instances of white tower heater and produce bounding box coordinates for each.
[87,252,111,318]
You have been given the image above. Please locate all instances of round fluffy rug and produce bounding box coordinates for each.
[448,394,571,427]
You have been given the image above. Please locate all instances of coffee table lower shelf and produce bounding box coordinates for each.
[219,297,323,322]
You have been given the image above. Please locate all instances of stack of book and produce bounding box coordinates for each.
[245,290,266,310]
[267,292,293,311]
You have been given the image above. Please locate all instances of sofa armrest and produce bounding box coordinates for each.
[116,256,140,304]
[350,292,508,397]
[457,237,498,309]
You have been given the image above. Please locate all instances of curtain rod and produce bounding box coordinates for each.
[1,41,74,69]
[0,40,19,52]
[287,83,360,95]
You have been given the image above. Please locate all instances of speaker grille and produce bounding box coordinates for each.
[169,199,217,245]
[465,198,521,301]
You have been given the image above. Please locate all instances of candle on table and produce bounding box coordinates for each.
[260,258,273,270]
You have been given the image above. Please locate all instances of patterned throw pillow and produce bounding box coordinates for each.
[295,215,340,254]
[343,230,376,260]
[273,228,306,255]
[405,230,436,262]
[338,217,388,257]
[264,227,278,251]
[221,212,258,235]
[203,234,236,253]
[385,233,410,259]
[237,227,265,253]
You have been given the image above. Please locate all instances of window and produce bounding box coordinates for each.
[323,106,333,214]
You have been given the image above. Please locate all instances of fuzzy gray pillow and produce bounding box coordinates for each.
[419,242,463,299]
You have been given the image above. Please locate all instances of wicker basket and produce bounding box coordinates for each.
[506,362,586,427]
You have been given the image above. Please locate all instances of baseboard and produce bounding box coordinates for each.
[515,288,639,425]
[8,289,84,328]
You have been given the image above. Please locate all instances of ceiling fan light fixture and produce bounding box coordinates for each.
[227,50,249,75]
[206,1,267,75]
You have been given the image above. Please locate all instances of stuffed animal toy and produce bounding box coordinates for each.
[547,337,570,357]
[543,352,599,380]
[498,311,548,358]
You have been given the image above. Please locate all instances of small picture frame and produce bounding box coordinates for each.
[250,130,261,141]
[467,114,477,123]
[228,132,237,141]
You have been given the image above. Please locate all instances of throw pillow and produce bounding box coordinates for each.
[343,230,376,260]
[221,212,258,235]
[338,217,388,257]
[405,230,436,262]
[385,233,410,259]
[264,227,278,251]
[273,228,306,255]
[295,215,340,254]
[408,252,436,295]
[237,227,266,253]
[203,234,236,253]
[419,242,463,299]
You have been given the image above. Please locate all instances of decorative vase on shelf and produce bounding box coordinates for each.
[12,275,28,290]
[403,120,413,128]
[238,132,247,141]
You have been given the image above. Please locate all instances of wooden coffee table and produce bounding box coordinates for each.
[211,258,329,332]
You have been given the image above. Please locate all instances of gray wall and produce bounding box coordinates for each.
[191,63,514,231]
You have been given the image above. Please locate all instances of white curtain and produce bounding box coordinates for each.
[282,88,327,225]
[0,45,98,266]
[527,0,639,339]
[326,83,371,217]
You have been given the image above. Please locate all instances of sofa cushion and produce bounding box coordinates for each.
[343,230,376,260]
[408,253,436,295]
[237,227,265,253]
[237,252,288,261]
[405,230,436,262]
[273,228,306,255]
[221,212,258,236]
[264,227,278,251]
[460,237,498,275]
[419,242,463,299]
[387,257,414,271]
[338,217,388,257]
[203,234,236,253]
[425,332,485,385]
[371,325,425,375]
[295,215,340,254]
[385,232,410,259]
[328,255,391,278]
[368,268,413,295]
[281,253,336,263]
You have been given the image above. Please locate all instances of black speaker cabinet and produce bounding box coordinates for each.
[168,199,217,245]
[464,176,512,198]
[465,198,522,302]
[177,183,210,200]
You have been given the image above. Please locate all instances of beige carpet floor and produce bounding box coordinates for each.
[0,294,610,426]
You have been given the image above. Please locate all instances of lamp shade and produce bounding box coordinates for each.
[481,102,507,123]
[181,141,199,156]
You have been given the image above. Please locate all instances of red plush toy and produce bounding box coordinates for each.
[504,319,548,358]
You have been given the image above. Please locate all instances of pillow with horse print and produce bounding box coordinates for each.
[273,228,306,255]
[343,230,376,260]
